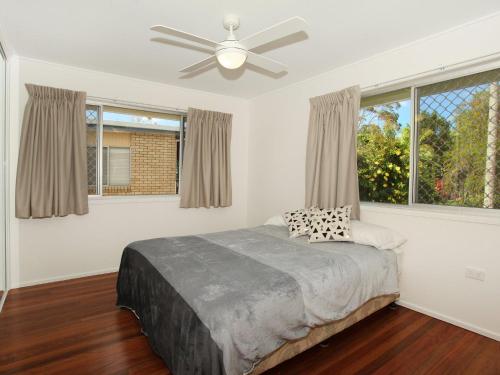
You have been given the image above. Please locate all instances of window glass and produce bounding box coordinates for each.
[416,68,500,208]
[86,104,183,196]
[358,89,411,204]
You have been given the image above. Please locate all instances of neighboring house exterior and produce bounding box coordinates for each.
[87,126,178,196]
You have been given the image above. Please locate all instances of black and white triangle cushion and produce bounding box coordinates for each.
[283,208,312,238]
[308,205,353,242]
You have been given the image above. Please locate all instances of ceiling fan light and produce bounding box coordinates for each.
[216,48,247,69]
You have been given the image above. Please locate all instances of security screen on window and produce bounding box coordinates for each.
[415,69,500,209]
[358,67,500,209]
[86,105,185,197]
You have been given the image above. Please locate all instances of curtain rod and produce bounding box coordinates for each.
[86,95,187,114]
[361,51,500,92]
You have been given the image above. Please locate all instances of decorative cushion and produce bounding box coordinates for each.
[283,208,311,238]
[308,205,353,242]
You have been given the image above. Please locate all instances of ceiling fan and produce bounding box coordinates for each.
[151,15,308,74]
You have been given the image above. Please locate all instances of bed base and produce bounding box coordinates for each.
[251,293,399,374]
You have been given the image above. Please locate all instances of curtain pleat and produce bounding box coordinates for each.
[180,107,232,208]
[15,84,88,218]
[305,86,361,219]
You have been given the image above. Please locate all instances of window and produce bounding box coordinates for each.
[86,105,99,195]
[86,103,186,197]
[359,67,500,209]
[416,70,500,208]
[358,89,411,204]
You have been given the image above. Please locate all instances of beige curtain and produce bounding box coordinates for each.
[305,86,361,219]
[180,107,232,208]
[15,84,88,218]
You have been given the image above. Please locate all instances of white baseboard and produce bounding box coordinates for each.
[14,267,119,289]
[397,299,500,342]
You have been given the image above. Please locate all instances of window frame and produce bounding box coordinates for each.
[102,145,108,187]
[359,62,500,213]
[86,99,187,199]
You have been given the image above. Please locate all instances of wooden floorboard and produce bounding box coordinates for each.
[0,273,498,374]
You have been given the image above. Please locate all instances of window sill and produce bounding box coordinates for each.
[360,202,500,226]
[88,194,180,205]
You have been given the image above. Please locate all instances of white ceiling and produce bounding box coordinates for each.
[1,0,500,98]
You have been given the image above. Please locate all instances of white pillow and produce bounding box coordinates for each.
[264,215,286,226]
[351,220,406,251]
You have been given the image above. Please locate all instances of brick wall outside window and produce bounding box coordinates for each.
[128,132,177,195]
[95,131,178,196]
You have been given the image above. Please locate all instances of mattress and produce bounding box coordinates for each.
[116,225,399,375]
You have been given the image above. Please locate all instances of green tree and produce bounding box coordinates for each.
[441,89,500,207]
[416,112,452,204]
[357,104,410,204]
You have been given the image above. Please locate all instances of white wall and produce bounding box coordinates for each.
[11,57,250,287]
[248,13,500,340]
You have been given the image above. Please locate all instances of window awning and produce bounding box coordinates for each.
[417,68,500,97]
[361,88,411,108]
[103,105,182,122]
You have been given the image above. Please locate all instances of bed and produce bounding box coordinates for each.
[116,224,399,375]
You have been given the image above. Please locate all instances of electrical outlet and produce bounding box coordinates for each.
[465,267,486,281]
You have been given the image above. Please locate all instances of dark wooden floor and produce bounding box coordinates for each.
[0,273,499,375]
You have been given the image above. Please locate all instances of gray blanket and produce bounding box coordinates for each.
[117,225,398,375]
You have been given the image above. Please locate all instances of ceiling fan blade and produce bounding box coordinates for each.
[240,17,307,51]
[151,25,221,48]
[150,37,213,54]
[180,55,217,73]
[246,52,287,73]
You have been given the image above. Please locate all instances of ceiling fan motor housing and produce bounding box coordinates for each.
[223,14,240,31]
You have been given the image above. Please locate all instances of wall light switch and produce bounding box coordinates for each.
[465,267,486,281]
